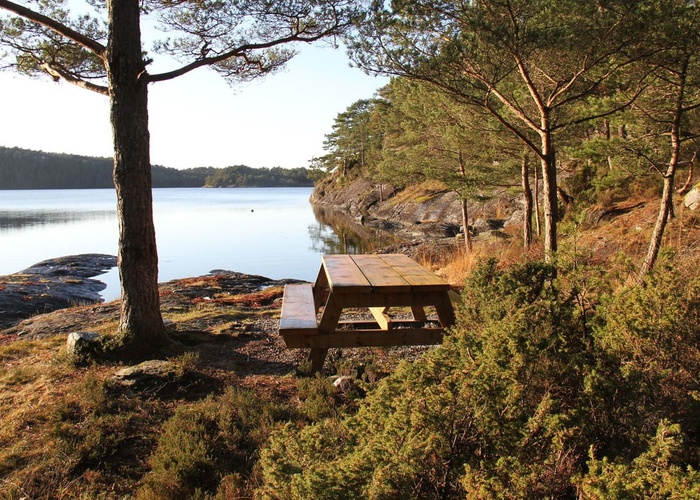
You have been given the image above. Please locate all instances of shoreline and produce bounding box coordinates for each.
[0,254,307,334]
[0,254,116,329]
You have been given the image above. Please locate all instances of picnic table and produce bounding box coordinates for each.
[279,254,456,371]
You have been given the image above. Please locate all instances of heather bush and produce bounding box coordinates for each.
[138,386,290,499]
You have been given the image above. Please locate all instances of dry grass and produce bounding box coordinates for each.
[0,281,373,498]
[383,180,450,208]
[0,340,118,496]
[190,286,284,308]
[431,196,700,288]
[435,244,483,285]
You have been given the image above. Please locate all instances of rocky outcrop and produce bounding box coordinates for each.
[0,254,116,329]
[113,359,182,387]
[311,174,523,243]
[310,176,391,219]
[4,270,304,339]
[685,182,700,211]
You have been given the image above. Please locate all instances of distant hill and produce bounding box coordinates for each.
[0,147,313,189]
[204,164,314,188]
[0,146,207,189]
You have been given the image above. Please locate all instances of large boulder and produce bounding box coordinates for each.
[684,182,700,211]
[66,331,102,359]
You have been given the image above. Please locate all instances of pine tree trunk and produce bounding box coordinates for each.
[639,174,674,277]
[534,160,541,236]
[457,151,471,254]
[521,154,533,250]
[461,198,471,254]
[107,0,167,349]
[677,151,696,195]
[639,56,687,279]
[539,129,558,262]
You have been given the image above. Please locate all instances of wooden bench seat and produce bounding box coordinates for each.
[279,283,318,340]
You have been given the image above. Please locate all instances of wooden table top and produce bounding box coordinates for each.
[321,254,450,294]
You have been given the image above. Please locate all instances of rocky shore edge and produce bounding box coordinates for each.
[0,254,117,329]
[311,175,524,243]
[0,254,307,336]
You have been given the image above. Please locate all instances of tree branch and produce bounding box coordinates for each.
[147,25,345,83]
[553,79,651,131]
[484,95,543,159]
[677,151,696,194]
[0,0,106,57]
[41,62,108,95]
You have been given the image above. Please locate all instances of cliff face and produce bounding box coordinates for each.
[311,173,524,243]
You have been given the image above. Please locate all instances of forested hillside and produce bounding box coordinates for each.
[289,2,700,496]
[0,147,313,189]
[312,25,700,276]
[205,165,314,187]
[0,146,207,188]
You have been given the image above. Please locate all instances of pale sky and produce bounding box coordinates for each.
[0,44,388,170]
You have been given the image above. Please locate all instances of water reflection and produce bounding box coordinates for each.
[0,209,115,230]
[308,205,403,255]
[0,188,406,301]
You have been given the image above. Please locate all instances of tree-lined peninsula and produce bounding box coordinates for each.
[0,146,314,189]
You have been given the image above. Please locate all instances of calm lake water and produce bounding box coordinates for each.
[0,187,392,301]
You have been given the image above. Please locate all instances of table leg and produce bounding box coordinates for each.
[309,294,343,372]
[435,293,456,327]
[318,294,343,332]
[312,264,330,310]
[410,305,428,322]
[307,348,328,372]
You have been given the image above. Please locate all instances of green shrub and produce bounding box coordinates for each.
[584,260,700,461]
[138,386,290,499]
[51,375,133,472]
[296,375,343,421]
[578,421,700,499]
[259,260,593,499]
[257,258,700,499]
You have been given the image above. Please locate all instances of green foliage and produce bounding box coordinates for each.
[561,160,599,207]
[296,374,345,421]
[454,261,592,498]
[259,418,356,499]
[258,257,700,498]
[4,260,700,499]
[0,146,207,189]
[138,385,291,499]
[584,260,700,460]
[51,375,136,474]
[0,146,313,189]
[579,421,700,499]
[171,351,200,378]
[259,260,593,499]
[313,98,387,177]
[376,79,515,199]
[204,165,313,188]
